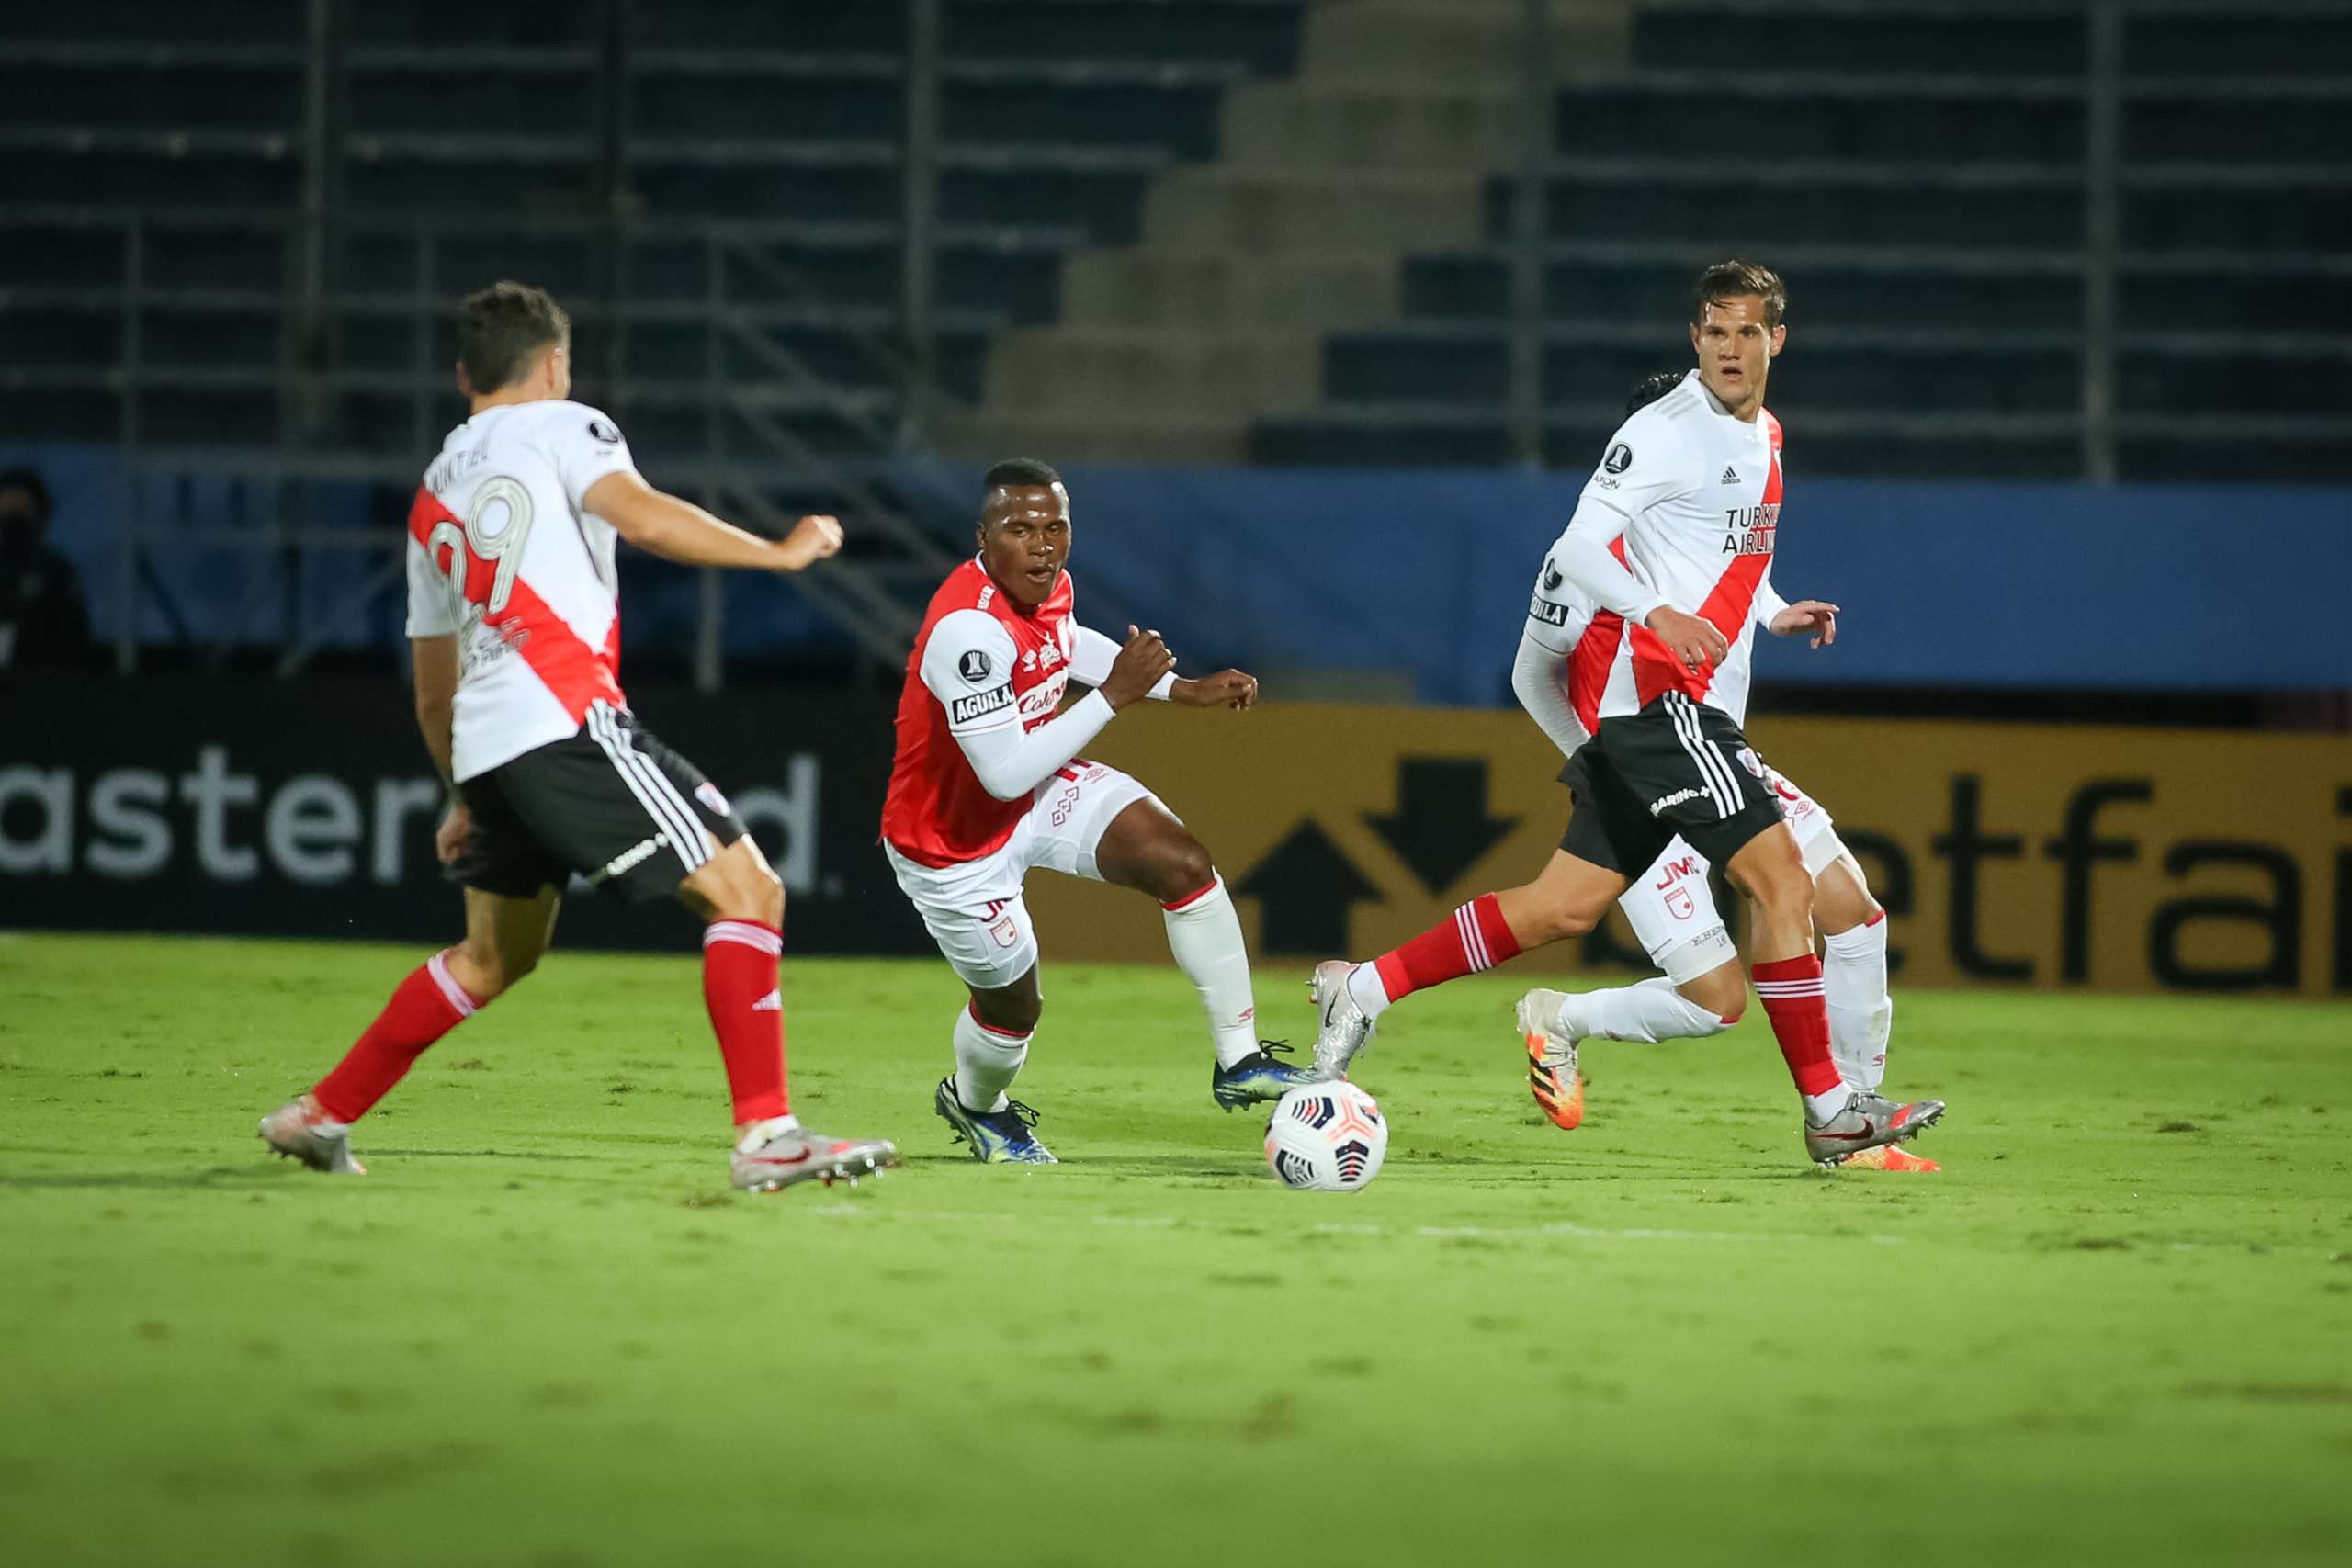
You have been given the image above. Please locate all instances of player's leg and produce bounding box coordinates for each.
[1035,764,1311,1109]
[1312,750,1649,1081]
[563,705,893,1189]
[882,836,1058,1164]
[258,770,564,1174]
[1806,846,1935,1170]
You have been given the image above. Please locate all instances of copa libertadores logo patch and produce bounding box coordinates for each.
[1604,442,1634,475]
[957,649,992,683]
[587,417,622,445]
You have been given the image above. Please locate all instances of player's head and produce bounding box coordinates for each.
[1625,370,1686,413]
[1688,260,1786,420]
[977,457,1070,608]
[455,281,571,404]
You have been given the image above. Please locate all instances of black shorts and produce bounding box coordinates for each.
[447,704,746,904]
[1557,690,1783,875]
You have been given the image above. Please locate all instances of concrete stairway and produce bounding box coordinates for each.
[938,0,1634,466]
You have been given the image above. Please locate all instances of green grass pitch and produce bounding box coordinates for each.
[3,931,2348,1567]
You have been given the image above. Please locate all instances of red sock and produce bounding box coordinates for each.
[703,919,789,1124]
[312,952,481,1122]
[1372,894,1522,1002]
[1751,953,1841,1097]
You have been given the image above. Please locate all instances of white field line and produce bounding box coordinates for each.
[791,1202,1910,1247]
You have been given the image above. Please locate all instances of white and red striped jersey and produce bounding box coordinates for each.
[881,558,1080,868]
[1555,371,1783,727]
[402,400,640,781]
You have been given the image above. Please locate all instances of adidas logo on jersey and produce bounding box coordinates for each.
[1720,465,1741,485]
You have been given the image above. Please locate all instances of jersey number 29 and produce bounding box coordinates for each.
[425,476,535,619]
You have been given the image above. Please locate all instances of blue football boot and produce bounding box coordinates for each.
[1211,1040,1317,1111]
[933,1077,1057,1164]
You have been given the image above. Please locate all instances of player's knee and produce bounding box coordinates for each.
[972,987,1041,1036]
[1153,837,1217,905]
[452,937,531,998]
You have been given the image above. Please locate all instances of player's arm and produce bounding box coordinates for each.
[1510,632,1588,761]
[1069,625,1256,710]
[583,471,842,572]
[409,634,471,863]
[1557,497,1728,671]
[1756,580,1839,649]
[933,615,1172,801]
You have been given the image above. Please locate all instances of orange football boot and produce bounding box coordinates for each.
[1835,1141,1941,1172]
[1516,989,1584,1130]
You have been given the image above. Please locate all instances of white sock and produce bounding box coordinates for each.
[1803,1083,1854,1124]
[734,1113,801,1151]
[1555,977,1734,1045]
[1824,916,1893,1093]
[1344,961,1393,1022]
[953,1006,1031,1113]
[1160,876,1261,1070]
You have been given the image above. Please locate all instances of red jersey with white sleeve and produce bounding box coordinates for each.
[402,400,640,781]
[882,558,1087,868]
[1552,371,1784,728]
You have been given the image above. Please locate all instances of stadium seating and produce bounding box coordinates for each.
[1253,1,2352,480]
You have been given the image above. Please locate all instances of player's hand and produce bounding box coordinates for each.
[1769,599,1839,649]
[775,513,844,571]
[1172,669,1258,711]
[434,801,472,865]
[1646,606,1730,670]
[1101,625,1176,710]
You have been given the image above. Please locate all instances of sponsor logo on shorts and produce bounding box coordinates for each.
[695,781,732,817]
[957,649,993,683]
[1648,787,1705,816]
[950,684,1012,725]
[594,832,668,882]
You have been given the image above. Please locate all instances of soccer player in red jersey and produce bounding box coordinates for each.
[257,281,897,1190]
[1308,262,1945,1168]
[880,459,1314,1162]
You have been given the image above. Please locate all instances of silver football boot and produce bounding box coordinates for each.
[730,1123,899,1192]
[258,1098,366,1175]
[1306,960,1377,1080]
[1803,1090,1945,1168]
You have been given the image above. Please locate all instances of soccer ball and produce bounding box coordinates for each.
[1264,1082,1388,1191]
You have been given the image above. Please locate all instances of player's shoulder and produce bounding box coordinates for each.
[1591,382,1706,482]
[510,398,628,450]
[920,606,1018,688]
[1761,406,1783,451]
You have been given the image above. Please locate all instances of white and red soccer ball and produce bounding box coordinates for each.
[1264,1082,1388,1191]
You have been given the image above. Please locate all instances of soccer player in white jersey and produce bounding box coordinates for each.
[1508,372,1934,1171]
[257,281,897,1191]
[1309,262,1945,1168]
[880,459,1316,1163]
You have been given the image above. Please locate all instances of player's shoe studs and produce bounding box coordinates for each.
[1804,1091,1946,1168]
[933,1078,1057,1164]
[257,1097,365,1175]
[1211,1040,1317,1111]
[1306,961,1375,1080]
[730,1125,900,1193]
[1514,989,1585,1131]
[1833,1141,1942,1172]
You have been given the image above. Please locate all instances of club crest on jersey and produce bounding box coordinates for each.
[695,781,732,817]
[951,684,1012,725]
[957,649,993,683]
[587,417,622,446]
[1603,442,1634,475]
[1736,747,1766,779]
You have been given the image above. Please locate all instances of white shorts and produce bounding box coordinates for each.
[1615,765,1843,984]
[884,761,1169,990]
